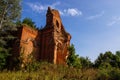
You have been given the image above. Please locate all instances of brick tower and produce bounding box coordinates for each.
[40,7,71,64]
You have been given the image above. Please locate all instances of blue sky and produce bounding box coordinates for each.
[22,0,120,61]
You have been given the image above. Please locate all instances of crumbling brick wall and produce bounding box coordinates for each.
[13,7,71,66]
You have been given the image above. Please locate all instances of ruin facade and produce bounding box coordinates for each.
[13,7,71,65]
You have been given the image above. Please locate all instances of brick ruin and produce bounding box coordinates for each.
[13,7,71,66]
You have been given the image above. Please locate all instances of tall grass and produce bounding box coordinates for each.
[0,62,120,80]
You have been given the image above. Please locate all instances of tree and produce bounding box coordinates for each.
[0,0,21,29]
[0,0,21,70]
[0,47,10,70]
[115,51,120,68]
[0,0,21,47]
[116,51,120,57]
[80,57,93,68]
[67,44,81,68]
[94,51,118,68]
[22,18,36,29]
[94,53,104,68]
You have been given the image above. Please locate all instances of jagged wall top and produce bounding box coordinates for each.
[46,7,62,29]
[47,7,61,19]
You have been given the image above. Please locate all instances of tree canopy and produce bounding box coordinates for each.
[0,0,21,46]
[0,0,22,70]
[0,0,21,29]
[95,51,120,68]
[67,44,81,68]
[67,44,92,68]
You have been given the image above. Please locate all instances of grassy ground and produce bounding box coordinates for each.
[0,69,97,80]
[0,63,120,80]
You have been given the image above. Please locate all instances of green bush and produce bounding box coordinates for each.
[109,68,120,80]
[0,48,10,70]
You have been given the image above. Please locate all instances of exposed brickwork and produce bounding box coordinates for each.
[13,7,71,65]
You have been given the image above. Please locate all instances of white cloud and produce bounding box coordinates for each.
[26,2,60,13]
[27,3,46,13]
[59,10,64,15]
[50,2,60,8]
[107,16,120,26]
[63,8,82,16]
[86,11,104,20]
[27,2,82,17]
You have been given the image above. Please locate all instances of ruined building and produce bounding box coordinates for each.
[13,7,71,65]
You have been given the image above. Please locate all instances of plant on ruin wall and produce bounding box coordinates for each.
[22,17,37,29]
[19,46,38,71]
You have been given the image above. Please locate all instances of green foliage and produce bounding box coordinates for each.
[0,0,21,70]
[24,54,41,72]
[1,63,120,80]
[80,57,93,69]
[67,44,81,68]
[116,51,120,57]
[0,61,120,80]
[115,51,120,68]
[80,69,98,80]
[94,51,120,68]
[0,47,10,70]
[67,44,92,69]
[15,20,22,27]
[0,0,21,46]
[22,17,36,29]
[0,0,21,29]
[109,68,120,80]
[98,68,120,80]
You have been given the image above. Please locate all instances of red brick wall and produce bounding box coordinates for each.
[13,7,71,65]
[19,25,40,63]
